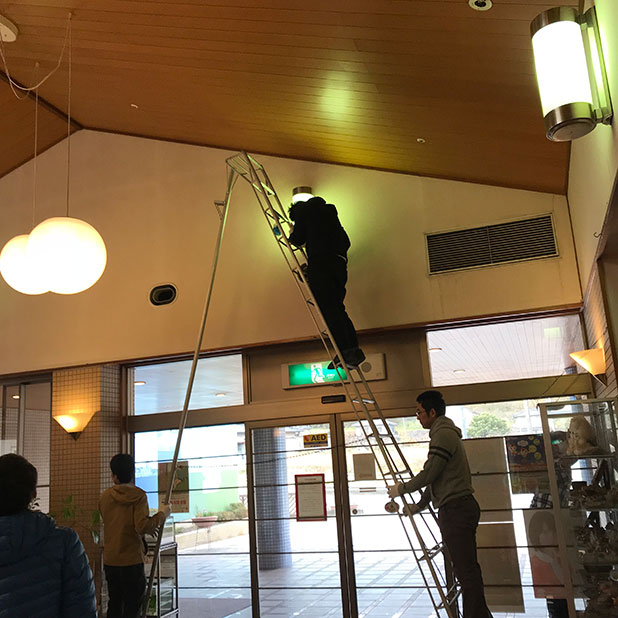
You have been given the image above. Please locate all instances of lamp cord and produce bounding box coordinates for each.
[0,13,71,99]
[66,14,72,218]
[33,66,39,228]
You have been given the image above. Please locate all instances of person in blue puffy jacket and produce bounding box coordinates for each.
[0,453,97,618]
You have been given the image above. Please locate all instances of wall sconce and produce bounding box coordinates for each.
[569,347,607,385]
[53,410,97,440]
[530,6,613,141]
[292,186,314,205]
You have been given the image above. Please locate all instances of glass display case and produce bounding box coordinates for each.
[538,398,618,618]
[145,540,179,618]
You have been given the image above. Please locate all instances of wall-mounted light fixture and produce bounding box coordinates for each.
[53,409,97,440]
[292,186,314,205]
[530,6,613,141]
[569,347,607,385]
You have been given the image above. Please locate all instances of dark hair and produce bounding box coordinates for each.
[416,390,446,416]
[110,454,135,483]
[0,454,38,515]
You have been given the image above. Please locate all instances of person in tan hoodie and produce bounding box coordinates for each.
[99,454,171,618]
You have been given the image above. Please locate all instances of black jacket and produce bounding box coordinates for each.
[289,197,350,260]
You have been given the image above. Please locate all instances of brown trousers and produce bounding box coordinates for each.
[438,494,493,618]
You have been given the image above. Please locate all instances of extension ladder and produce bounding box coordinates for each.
[223,151,461,618]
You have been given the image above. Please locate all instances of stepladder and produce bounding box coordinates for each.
[220,151,462,618]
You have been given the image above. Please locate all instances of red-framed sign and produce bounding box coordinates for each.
[294,473,327,521]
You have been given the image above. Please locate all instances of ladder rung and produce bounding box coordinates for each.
[369,432,393,441]
[436,587,462,609]
[419,543,445,561]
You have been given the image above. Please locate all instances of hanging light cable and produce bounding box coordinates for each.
[27,13,107,295]
[0,68,49,295]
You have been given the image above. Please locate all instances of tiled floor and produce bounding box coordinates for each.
[177,531,552,618]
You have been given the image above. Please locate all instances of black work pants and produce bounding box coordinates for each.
[438,495,493,618]
[306,255,358,356]
[104,563,146,618]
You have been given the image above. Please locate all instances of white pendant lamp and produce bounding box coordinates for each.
[0,14,107,296]
[27,217,107,294]
[0,234,48,295]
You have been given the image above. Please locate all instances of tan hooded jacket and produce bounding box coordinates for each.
[99,484,165,566]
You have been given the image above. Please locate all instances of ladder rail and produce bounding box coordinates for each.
[228,151,460,618]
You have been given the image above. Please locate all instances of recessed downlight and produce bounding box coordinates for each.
[12,394,19,399]
[453,369,466,374]
[417,137,426,144]
[428,347,442,352]
[468,0,492,11]
[134,380,146,386]
[215,393,226,397]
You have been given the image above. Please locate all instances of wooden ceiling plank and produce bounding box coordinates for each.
[4,46,539,89]
[7,1,576,24]
[6,8,538,41]
[9,35,538,77]
[13,27,539,65]
[8,12,537,44]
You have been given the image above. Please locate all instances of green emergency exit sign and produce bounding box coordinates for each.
[288,361,347,387]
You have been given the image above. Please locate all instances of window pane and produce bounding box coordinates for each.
[427,315,585,385]
[135,425,250,615]
[24,382,51,486]
[0,385,18,455]
[132,355,244,415]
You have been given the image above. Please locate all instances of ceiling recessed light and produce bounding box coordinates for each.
[453,369,466,373]
[416,138,426,144]
[215,393,226,397]
[12,394,19,399]
[468,0,492,11]
[0,14,19,43]
[428,347,442,352]
[134,380,146,386]
[130,103,139,109]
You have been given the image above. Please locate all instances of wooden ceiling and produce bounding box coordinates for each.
[0,0,576,193]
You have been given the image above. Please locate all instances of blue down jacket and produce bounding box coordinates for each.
[0,510,97,618]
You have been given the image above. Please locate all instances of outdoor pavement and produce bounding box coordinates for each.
[175,521,554,618]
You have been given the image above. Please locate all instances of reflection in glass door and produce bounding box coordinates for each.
[249,420,347,617]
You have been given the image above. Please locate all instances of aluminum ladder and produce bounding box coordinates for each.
[222,151,461,618]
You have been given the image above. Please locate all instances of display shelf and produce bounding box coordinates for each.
[145,541,179,618]
[539,397,618,618]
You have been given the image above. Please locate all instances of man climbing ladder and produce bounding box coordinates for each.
[288,195,365,369]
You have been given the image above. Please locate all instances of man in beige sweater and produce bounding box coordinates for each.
[388,390,492,618]
[99,454,171,618]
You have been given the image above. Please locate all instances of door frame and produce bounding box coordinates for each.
[245,413,357,618]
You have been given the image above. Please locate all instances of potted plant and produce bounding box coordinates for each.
[191,510,218,529]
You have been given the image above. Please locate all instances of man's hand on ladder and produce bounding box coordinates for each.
[387,482,404,498]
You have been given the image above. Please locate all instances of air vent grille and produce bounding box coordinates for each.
[427,215,557,274]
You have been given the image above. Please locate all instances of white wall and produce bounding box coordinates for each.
[568,0,618,289]
[0,130,581,374]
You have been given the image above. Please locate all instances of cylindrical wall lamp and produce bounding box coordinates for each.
[292,186,314,204]
[530,6,613,141]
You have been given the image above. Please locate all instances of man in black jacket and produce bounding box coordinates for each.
[289,196,364,368]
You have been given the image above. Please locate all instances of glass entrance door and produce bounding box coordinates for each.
[249,418,349,617]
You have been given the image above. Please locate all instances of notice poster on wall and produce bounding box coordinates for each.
[158,460,190,513]
[505,435,548,494]
[353,453,376,480]
[295,474,327,521]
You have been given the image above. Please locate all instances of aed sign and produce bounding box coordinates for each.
[303,433,329,448]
